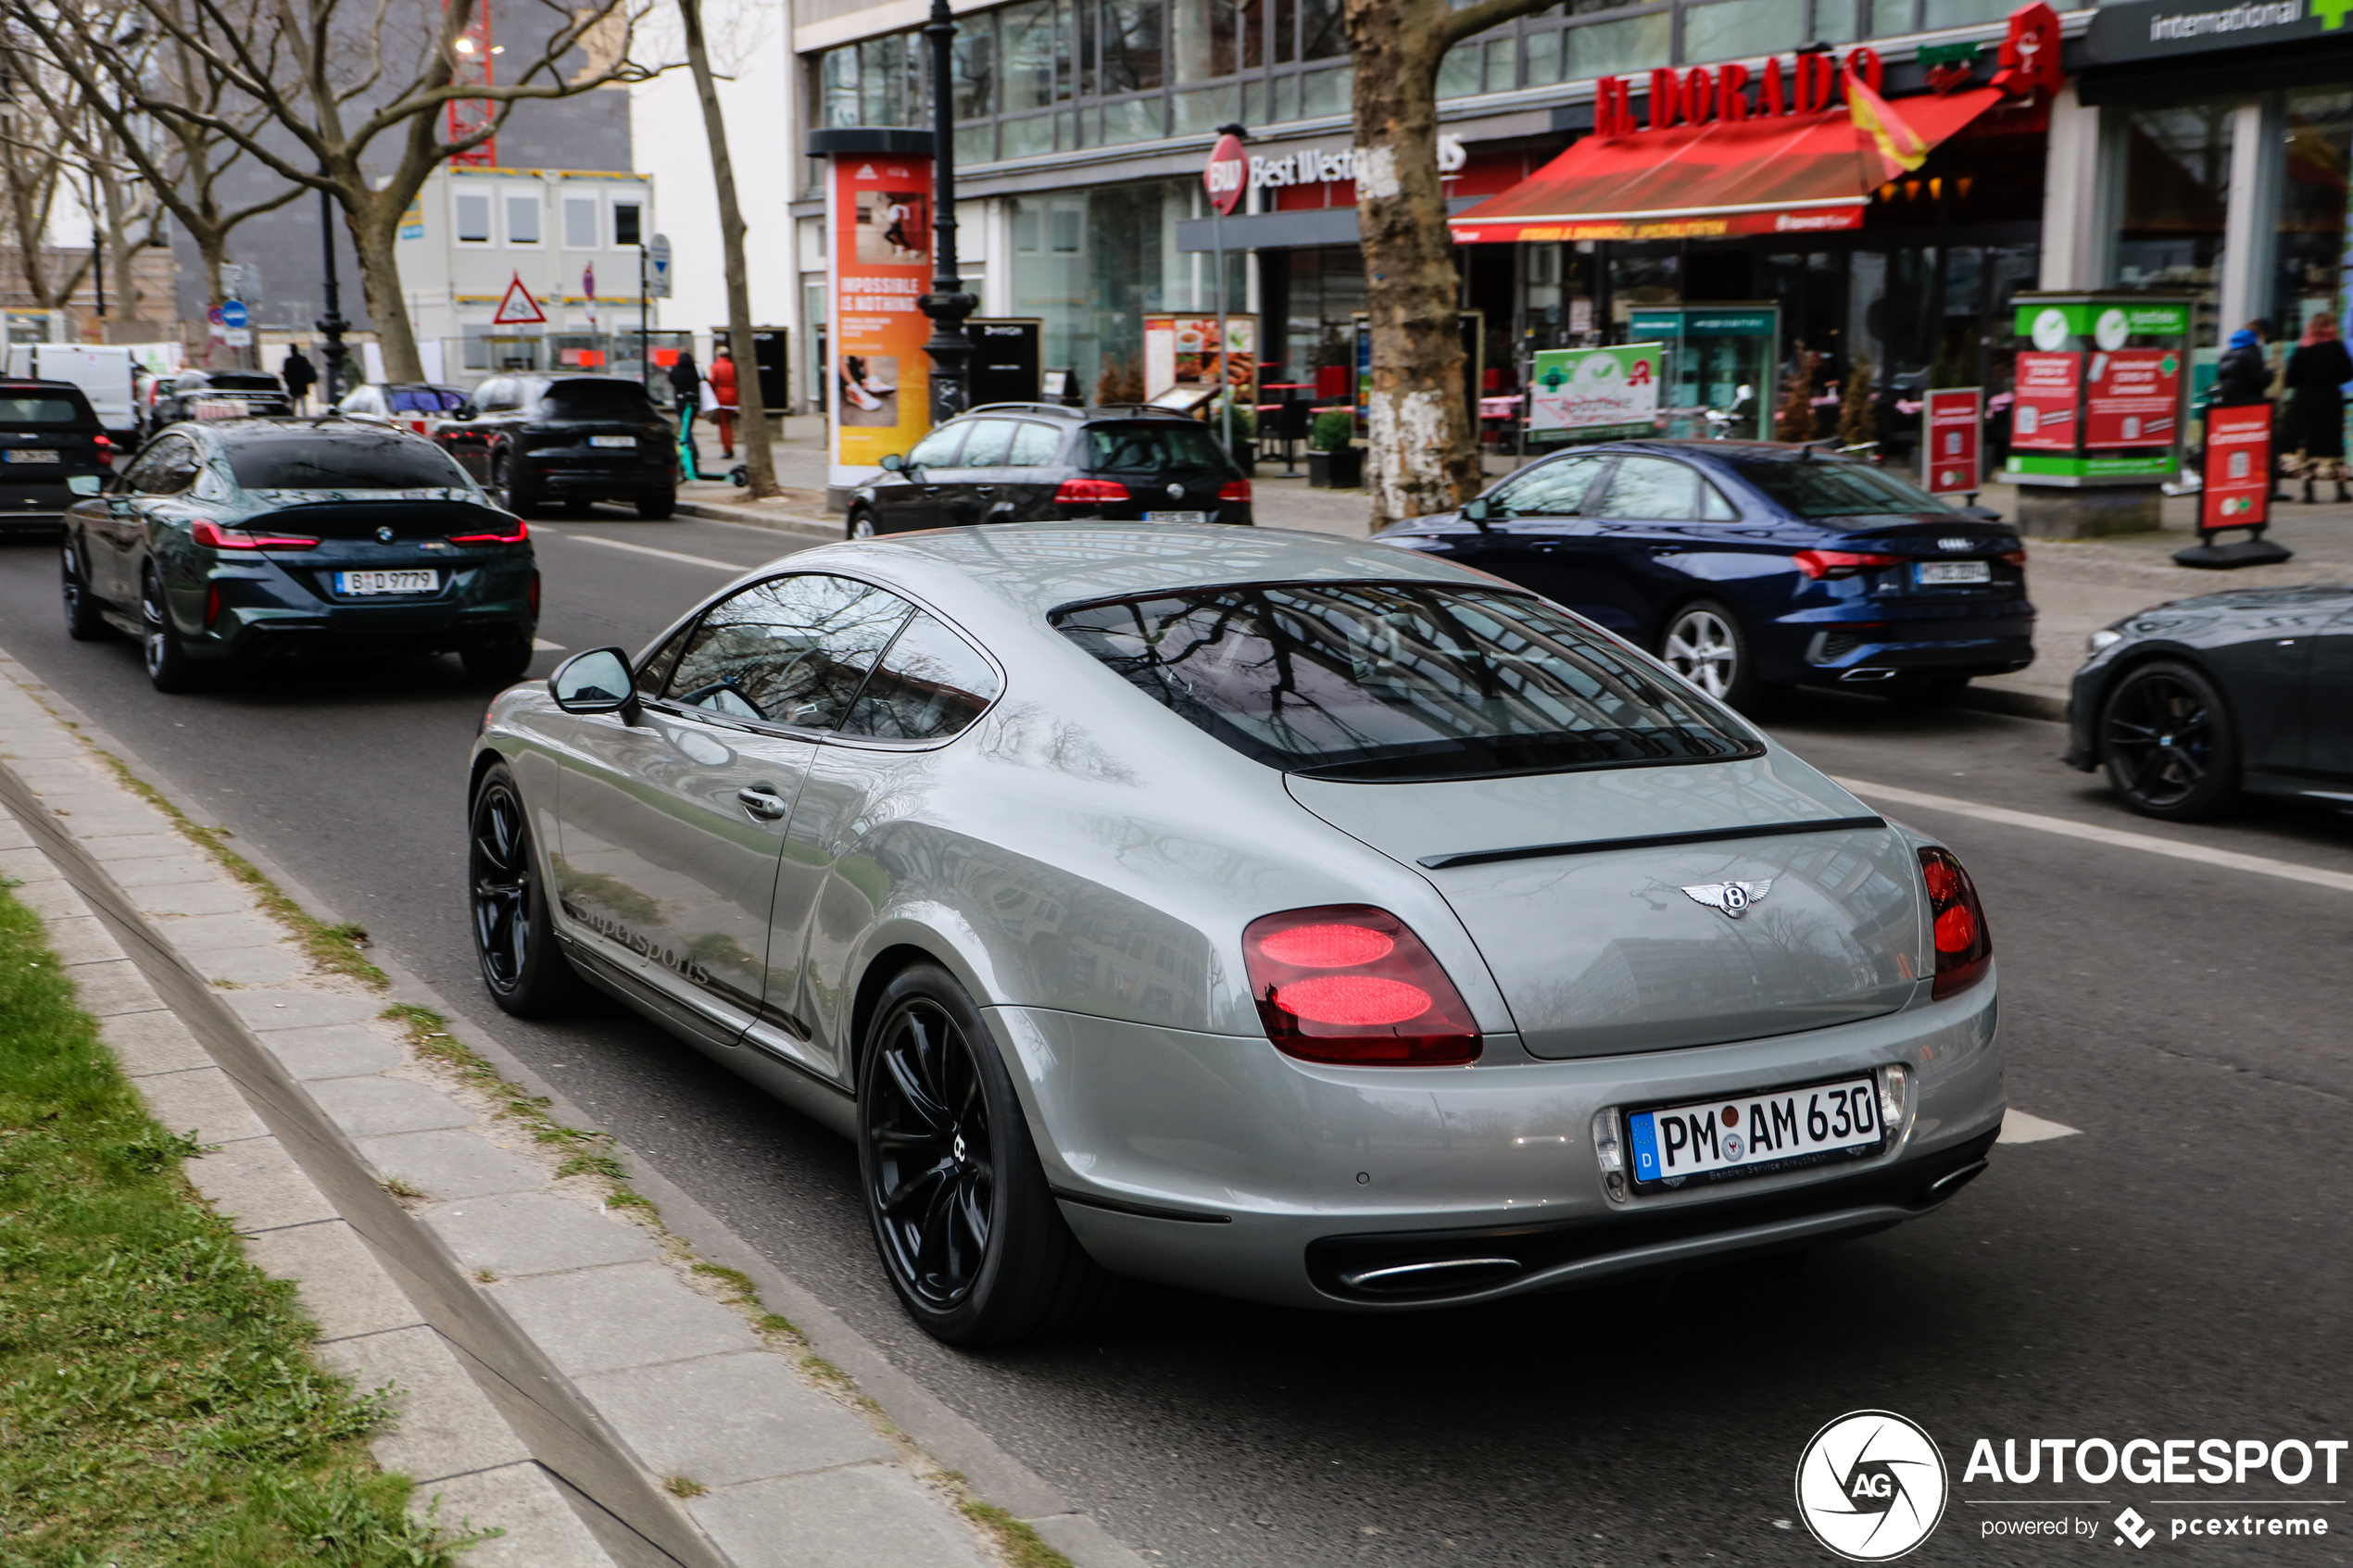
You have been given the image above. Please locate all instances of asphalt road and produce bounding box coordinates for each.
[4,516,2349,1567]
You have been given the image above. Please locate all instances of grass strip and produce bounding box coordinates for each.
[0,882,479,1564]
[82,741,388,989]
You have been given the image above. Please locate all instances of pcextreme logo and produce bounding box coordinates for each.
[1795,1411,1950,1562]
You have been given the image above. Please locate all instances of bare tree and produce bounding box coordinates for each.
[100,0,664,380]
[1344,0,1554,525]
[675,0,777,496]
[0,22,95,312]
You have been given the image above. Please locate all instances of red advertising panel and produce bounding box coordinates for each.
[2201,404,2272,533]
[2009,352,2081,451]
[1922,387,1982,495]
[2084,348,2181,447]
[827,153,933,475]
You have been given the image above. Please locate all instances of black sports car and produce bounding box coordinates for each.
[2064,583,2353,819]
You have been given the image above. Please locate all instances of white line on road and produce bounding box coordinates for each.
[1832,777,2353,896]
[1998,1111,2081,1145]
[554,533,748,571]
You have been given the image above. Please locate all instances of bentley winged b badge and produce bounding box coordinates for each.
[1682,880,1772,919]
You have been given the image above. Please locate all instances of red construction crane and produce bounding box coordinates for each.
[447,0,496,166]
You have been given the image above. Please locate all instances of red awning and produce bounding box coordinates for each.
[1449,88,2004,245]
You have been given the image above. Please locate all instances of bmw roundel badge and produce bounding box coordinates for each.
[376,525,396,544]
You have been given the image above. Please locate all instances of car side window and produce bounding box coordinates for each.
[953,419,1021,467]
[635,621,697,699]
[662,574,914,730]
[128,437,199,495]
[904,424,967,470]
[1700,480,1740,521]
[1490,454,1604,517]
[1006,421,1062,467]
[119,443,178,494]
[1590,456,1702,521]
[840,613,1001,741]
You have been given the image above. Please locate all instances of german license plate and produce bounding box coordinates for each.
[1145,510,1207,523]
[588,435,635,448]
[1916,560,1991,585]
[334,570,438,596]
[3,449,59,463]
[1627,1074,1884,1188]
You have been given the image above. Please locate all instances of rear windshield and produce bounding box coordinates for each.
[224,433,472,490]
[0,395,91,426]
[1726,458,1952,518]
[535,380,653,419]
[1052,582,1758,782]
[1085,421,1230,474]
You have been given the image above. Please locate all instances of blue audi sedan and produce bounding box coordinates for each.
[1375,441,2033,709]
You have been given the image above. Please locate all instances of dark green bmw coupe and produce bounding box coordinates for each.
[61,418,539,692]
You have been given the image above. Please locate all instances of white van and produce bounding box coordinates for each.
[6,345,136,438]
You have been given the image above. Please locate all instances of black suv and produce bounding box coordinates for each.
[847,404,1252,537]
[434,374,675,518]
[0,379,114,535]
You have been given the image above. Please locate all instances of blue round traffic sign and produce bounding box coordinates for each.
[220,300,248,329]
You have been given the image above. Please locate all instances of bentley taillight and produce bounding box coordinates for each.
[1241,905,1480,1065]
[1919,847,1992,998]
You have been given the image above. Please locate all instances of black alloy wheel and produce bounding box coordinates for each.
[2100,659,2239,821]
[857,965,1114,1345]
[846,508,877,540]
[61,541,106,640]
[140,566,199,692]
[468,764,583,1014]
[493,454,539,518]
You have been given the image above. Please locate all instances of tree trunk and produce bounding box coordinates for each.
[349,192,425,383]
[679,0,779,497]
[1345,0,1479,529]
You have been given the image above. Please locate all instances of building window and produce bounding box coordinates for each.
[2115,100,2233,345]
[1683,0,1805,64]
[956,13,998,116]
[455,192,491,245]
[507,193,542,245]
[564,195,599,249]
[2276,88,2353,336]
[613,201,642,247]
[1101,0,1165,94]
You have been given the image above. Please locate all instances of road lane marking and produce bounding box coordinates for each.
[1831,777,2353,896]
[1998,1111,2080,1145]
[556,534,748,571]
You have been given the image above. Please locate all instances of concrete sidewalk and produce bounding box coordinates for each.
[0,651,1145,1568]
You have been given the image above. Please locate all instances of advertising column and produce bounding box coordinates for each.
[818,132,936,498]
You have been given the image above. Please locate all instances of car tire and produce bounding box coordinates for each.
[1657,599,1755,709]
[468,762,585,1016]
[2099,659,2239,821]
[140,566,201,693]
[62,540,107,641]
[857,963,1116,1347]
[847,508,877,540]
[462,642,535,686]
[635,492,677,521]
[493,456,540,518]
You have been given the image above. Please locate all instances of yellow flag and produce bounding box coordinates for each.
[1849,73,1929,177]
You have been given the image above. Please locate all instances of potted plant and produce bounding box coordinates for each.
[1307,409,1362,488]
[1214,397,1256,470]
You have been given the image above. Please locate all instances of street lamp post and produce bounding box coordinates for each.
[917,0,975,422]
[315,187,350,403]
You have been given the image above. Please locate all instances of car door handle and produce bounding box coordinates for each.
[736,786,790,820]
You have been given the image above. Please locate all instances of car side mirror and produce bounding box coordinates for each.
[550,647,639,721]
[1461,496,1494,533]
[879,451,904,472]
[67,474,103,496]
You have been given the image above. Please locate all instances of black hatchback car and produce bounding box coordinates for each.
[846,404,1252,537]
[435,374,675,519]
[1377,440,2033,709]
[0,379,114,535]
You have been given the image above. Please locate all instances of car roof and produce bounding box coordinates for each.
[1587,438,1872,467]
[195,416,441,445]
[787,521,1491,621]
[959,403,1202,424]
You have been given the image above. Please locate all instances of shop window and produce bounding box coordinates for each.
[1170,0,1237,82]
[1101,0,1164,94]
[506,193,541,245]
[1052,207,1084,254]
[2115,100,2233,345]
[2274,88,2353,337]
[1561,13,1668,80]
[455,192,491,245]
[1683,0,1803,65]
[955,16,997,118]
[1301,0,1344,61]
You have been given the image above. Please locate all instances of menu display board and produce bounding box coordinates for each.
[2009,352,2082,451]
[2084,348,2182,447]
[2200,404,2273,533]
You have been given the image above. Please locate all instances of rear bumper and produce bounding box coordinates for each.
[203,598,534,660]
[1793,629,2036,685]
[990,970,2004,1311]
[521,456,672,497]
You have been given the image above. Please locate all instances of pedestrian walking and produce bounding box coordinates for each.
[281,346,318,413]
[2282,313,2353,503]
[710,346,739,460]
[2213,322,2271,406]
[667,350,701,470]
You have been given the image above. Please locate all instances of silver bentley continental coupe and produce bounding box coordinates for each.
[468,523,2003,1345]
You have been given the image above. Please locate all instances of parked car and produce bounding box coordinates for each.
[2065,583,2353,820]
[470,523,2002,1345]
[0,378,117,536]
[333,381,471,433]
[1375,440,2033,709]
[61,417,537,691]
[145,370,294,435]
[6,344,139,441]
[434,373,674,518]
[845,403,1253,538]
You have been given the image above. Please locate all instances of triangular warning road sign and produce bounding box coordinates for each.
[492,273,547,325]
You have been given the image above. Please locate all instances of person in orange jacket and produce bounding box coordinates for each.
[710,346,739,459]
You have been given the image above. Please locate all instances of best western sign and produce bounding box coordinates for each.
[2083,0,2353,63]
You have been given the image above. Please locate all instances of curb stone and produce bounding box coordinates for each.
[0,649,1154,1568]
